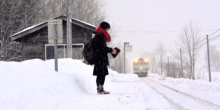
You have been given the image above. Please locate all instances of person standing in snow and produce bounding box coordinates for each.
[92,22,116,94]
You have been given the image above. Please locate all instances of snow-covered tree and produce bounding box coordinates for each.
[150,42,166,75]
[0,0,106,61]
[0,0,41,61]
[175,22,203,80]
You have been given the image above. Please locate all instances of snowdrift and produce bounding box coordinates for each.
[0,59,145,110]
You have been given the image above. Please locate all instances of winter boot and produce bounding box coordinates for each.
[99,87,110,94]
[97,87,102,94]
[101,89,110,94]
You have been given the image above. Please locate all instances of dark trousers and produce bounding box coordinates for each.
[96,75,106,88]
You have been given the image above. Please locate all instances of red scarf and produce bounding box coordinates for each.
[95,27,111,42]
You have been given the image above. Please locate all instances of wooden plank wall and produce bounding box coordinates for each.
[21,23,93,60]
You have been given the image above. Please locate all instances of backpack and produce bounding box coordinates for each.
[82,39,96,65]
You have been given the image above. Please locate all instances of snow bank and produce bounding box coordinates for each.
[0,59,82,110]
[0,59,146,110]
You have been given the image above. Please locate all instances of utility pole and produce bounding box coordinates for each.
[124,42,126,73]
[52,1,58,71]
[180,48,183,78]
[54,23,58,71]
[160,52,163,76]
[124,42,129,73]
[66,0,72,58]
[48,20,62,71]
[206,35,211,82]
[167,56,170,77]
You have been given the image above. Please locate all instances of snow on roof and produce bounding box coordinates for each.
[11,16,96,41]
[11,21,47,38]
[72,18,96,28]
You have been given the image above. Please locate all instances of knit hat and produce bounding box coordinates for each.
[100,21,110,29]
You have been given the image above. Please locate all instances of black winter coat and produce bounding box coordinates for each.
[92,32,112,76]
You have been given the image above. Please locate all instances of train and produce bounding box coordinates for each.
[133,57,149,77]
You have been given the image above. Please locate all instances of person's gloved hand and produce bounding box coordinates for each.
[111,48,116,54]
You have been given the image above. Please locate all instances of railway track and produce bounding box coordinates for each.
[143,79,220,110]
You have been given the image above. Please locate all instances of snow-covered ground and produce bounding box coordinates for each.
[147,72,220,105]
[0,59,166,110]
[144,73,220,110]
[0,59,220,110]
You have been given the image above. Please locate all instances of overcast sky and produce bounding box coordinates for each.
[104,0,220,55]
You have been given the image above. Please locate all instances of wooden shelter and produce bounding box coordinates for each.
[11,15,96,60]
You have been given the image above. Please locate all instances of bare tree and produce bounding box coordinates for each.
[0,0,106,61]
[163,57,180,78]
[150,56,160,73]
[175,22,203,80]
[70,0,105,25]
[0,0,43,61]
[40,0,105,25]
[0,0,23,61]
[19,0,43,27]
[150,42,166,76]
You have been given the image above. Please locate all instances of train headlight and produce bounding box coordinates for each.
[144,57,149,64]
[133,58,139,64]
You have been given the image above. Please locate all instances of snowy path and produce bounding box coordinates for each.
[143,78,220,110]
